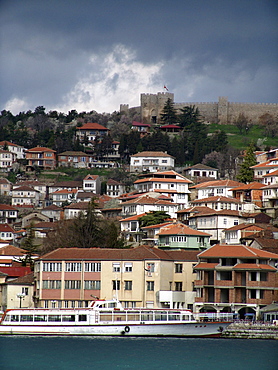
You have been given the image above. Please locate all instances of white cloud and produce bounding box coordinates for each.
[4,97,29,114]
[55,44,164,113]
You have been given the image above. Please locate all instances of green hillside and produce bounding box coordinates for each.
[207,124,277,150]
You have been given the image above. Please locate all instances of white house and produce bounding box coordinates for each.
[251,157,278,182]
[0,204,18,224]
[133,170,192,207]
[183,164,218,179]
[11,185,40,207]
[188,209,248,243]
[83,174,101,194]
[130,151,175,173]
[190,179,244,200]
[51,189,78,207]
[121,194,179,219]
[106,179,126,198]
[0,141,26,159]
[0,149,16,172]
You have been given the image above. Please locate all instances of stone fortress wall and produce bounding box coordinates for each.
[121,92,278,125]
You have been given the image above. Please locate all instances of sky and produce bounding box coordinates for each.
[1,0,277,115]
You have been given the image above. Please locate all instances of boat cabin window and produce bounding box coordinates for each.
[168,312,181,321]
[78,315,87,322]
[11,315,19,322]
[34,315,47,322]
[48,315,61,322]
[62,315,75,322]
[20,315,33,322]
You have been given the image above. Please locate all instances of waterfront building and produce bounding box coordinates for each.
[194,244,278,319]
[33,246,199,310]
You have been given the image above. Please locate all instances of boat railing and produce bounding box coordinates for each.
[194,312,234,322]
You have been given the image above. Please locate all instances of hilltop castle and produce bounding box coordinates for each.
[120,92,278,125]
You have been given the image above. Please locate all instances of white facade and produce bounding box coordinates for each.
[130,151,175,172]
[11,186,40,206]
[134,171,192,207]
[0,150,16,172]
[83,175,101,194]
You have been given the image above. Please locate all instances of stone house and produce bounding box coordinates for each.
[51,189,78,207]
[119,213,146,244]
[41,204,63,222]
[224,223,273,245]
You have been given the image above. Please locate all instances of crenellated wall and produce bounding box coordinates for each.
[137,93,278,125]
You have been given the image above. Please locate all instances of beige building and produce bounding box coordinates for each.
[33,246,199,310]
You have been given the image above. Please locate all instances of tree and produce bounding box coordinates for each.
[139,211,170,227]
[234,113,253,135]
[178,105,202,129]
[42,200,130,253]
[21,223,40,270]
[236,143,257,183]
[259,113,278,138]
[160,98,177,125]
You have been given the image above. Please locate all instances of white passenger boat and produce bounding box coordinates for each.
[0,299,232,337]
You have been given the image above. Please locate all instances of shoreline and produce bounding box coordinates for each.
[222,322,278,340]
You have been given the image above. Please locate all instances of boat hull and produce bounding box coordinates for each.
[0,322,230,337]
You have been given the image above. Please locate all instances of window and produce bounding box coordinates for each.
[84,263,101,272]
[175,264,182,273]
[113,263,121,272]
[65,263,82,272]
[42,280,61,289]
[260,272,268,281]
[124,281,132,290]
[43,263,62,272]
[260,290,264,299]
[112,280,120,290]
[250,290,256,299]
[175,282,183,291]
[124,263,133,272]
[249,272,257,281]
[147,281,154,291]
[65,280,81,289]
[84,280,101,290]
[22,287,28,295]
[146,263,154,272]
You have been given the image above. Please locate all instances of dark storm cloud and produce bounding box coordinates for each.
[0,0,277,113]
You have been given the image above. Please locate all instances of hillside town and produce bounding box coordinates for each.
[0,104,278,325]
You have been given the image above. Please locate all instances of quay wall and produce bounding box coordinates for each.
[223,322,278,340]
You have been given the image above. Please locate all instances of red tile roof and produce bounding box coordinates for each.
[233,263,277,271]
[194,262,219,270]
[157,223,211,236]
[26,147,56,152]
[77,122,109,131]
[190,196,241,204]
[230,182,266,191]
[131,151,174,158]
[191,180,244,189]
[198,244,278,259]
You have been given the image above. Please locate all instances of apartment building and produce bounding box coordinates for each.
[33,246,199,310]
[194,244,278,318]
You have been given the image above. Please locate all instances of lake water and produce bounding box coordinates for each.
[1,336,277,370]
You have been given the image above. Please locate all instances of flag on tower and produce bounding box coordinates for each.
[164,85,169,91]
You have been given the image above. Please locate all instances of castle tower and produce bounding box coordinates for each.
[218,97,228,124]
[141,92,174,124]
